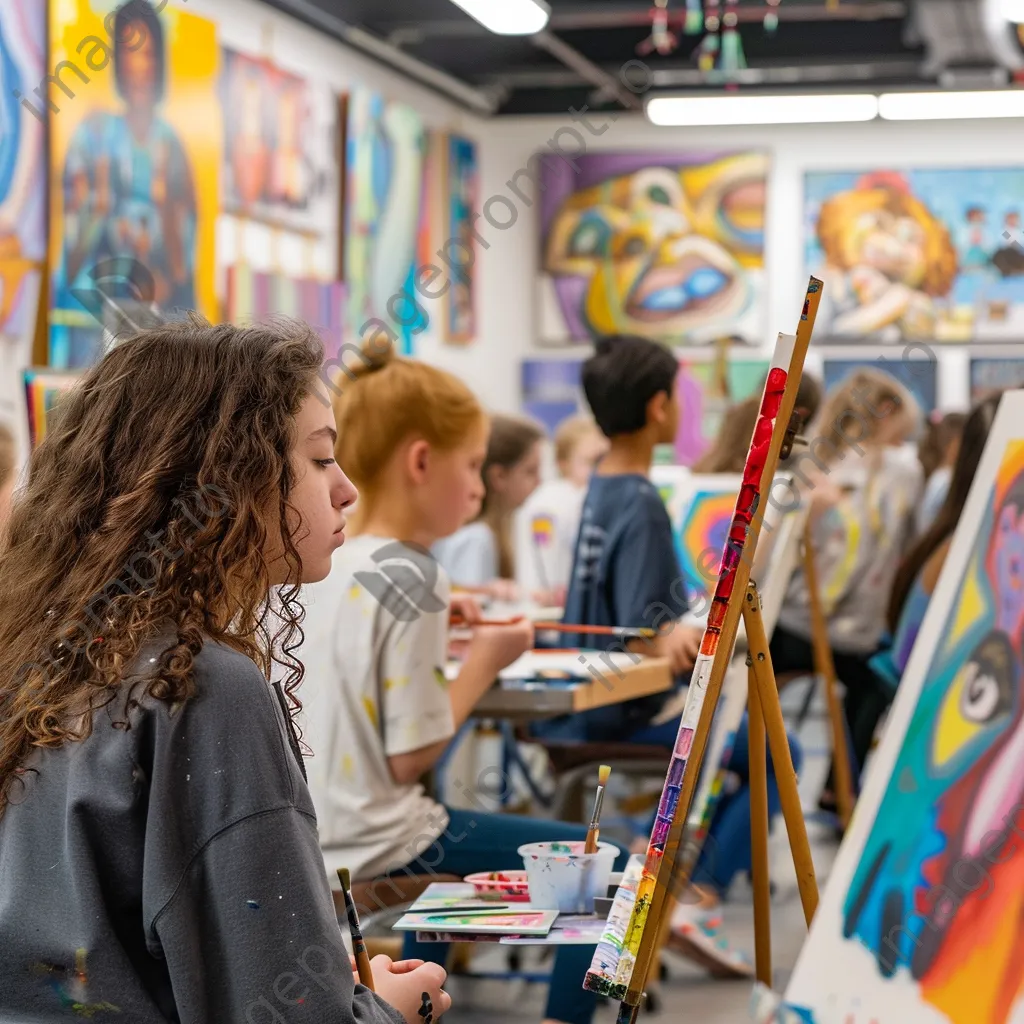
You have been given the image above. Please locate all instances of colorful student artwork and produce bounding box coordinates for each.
[823,358,938,414]
[806,168,1024,343]
[219,49,332,234]
[226,264,345,365]
[970,358,1024,404]
[538,151,769,347]
[444,134,477,343]
[0,0,46,455]
[651,467,741,610]
[784,395,1024,1024]
[585,292,818,1003]
[675,358,770,465]
[23,369,82,449]
[48,0,220,369]
[344,88,426,356]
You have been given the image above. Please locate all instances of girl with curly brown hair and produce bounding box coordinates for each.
[0,318,450,1024]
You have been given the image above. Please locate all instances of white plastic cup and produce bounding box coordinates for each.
[518,840,618,913]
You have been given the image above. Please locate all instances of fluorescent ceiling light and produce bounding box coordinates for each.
[879,89,1024,120]
[447,0,550,35]
[1002,0,1024,23]
[645,93,878,126]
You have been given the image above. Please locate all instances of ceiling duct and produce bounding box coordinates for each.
[913,0,1018,81]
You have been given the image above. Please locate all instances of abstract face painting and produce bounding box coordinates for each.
[538,151,768,347]
[786,423,1024,1024]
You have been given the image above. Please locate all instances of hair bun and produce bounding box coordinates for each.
[346,337,397,381]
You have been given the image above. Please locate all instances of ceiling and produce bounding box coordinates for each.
[260,0,1024,115]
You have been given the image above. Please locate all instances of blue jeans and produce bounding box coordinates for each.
[634,713,803,897]
[399,807,630,1024]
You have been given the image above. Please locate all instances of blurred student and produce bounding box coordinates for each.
[771,368,922,806]
[300,346,628,1024]
[0,320,449,1024]
[515,415,607,605]
[916,410,967,535]
[433,414,543,601]
[874,394,1000,688]
[694,374,822,475]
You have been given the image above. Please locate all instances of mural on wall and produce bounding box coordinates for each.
[785,415,1024,1024]
[220,48,332,234]
[445,134,477,344]
[971,357,1024,404]
[49,0,220,369]
[537,151,769,347]
[226,264,345,365]
[0,0,46,453]
[823,358,938,414]
[806,168,1024,344]
[344,88,427,356]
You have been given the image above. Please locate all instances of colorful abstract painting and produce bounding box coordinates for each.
[344,89,426,356]
[0,0,45,456]
[445,134,477,343]
[785,393,1024,1024]
[49,0,220,369]
[220,49,333,234]
[823,358,938,414]
[971,358,1024,404]
[806,168,1024,343]
[23,369,82,449]
[675,357,770,464]
[226,264,345,365]
[652,468,741,611]
[538,151,768,347]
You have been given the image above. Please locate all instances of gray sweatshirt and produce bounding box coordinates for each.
[0,639,404,1024]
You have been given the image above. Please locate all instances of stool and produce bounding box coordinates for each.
[539,742,671,822]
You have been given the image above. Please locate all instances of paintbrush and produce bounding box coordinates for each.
[338,868,375,992]
[584,765,612,855]
[450,615,656,639]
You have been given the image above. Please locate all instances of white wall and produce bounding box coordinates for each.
[470,113,1024,415]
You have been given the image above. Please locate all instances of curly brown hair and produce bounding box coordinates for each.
[0,316,323,817]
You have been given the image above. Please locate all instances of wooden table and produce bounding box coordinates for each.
[471,652,673,722]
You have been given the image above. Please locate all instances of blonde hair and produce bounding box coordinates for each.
[332,345,486,520]
[813,367,919,461]
[480,414,545,578]
[553,414,598,468]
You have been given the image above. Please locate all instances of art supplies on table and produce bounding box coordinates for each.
[497,650,642,683]
[464,871,530,902]
[501,915,609,946]
[393,909,559,938]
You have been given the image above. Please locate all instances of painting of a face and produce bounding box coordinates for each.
[538,151,768,346]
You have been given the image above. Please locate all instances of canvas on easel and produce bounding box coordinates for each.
[782,389,1024,1024]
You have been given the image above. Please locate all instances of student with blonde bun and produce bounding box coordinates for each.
[301,344,629,1024]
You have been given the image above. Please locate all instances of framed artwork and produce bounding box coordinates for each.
[344,88,426,356]
[0,0,46,456]
[538,151,769,347]
[970,357,1024,403]
[48,0,220,369]
[823,357,939,414]
[220,48,333,234]
[785,392,1024,1024]
[806,168,1024,343]
[444,134,477,344]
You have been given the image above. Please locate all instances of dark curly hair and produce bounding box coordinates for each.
[0,316,323,817]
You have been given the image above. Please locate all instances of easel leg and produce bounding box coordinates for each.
[801,522,856,828]
[747,658,773,987]
[743,585,820,927]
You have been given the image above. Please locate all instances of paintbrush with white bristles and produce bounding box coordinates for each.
[584,765,611,854]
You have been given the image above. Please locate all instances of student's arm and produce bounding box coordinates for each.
[153,806,448,1024]
[386,619,533,785]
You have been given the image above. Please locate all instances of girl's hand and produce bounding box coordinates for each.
[488,578,520,603]
[468,617,534,673]
[369,955,451,1024]
[449,593,483,627]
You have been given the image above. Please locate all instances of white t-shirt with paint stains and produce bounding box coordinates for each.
[299,534,454,883]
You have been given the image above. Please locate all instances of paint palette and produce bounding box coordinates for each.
[464,871,531,902]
